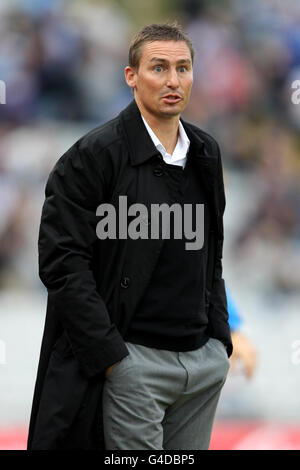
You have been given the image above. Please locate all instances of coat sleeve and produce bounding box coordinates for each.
[38,141,129,379]
[207,143,233,358]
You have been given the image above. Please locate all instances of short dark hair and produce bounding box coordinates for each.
[128,22,194,71]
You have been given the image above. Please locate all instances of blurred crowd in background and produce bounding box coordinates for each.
[0,0,300,435]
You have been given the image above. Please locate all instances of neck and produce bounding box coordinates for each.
[135,98,180,155]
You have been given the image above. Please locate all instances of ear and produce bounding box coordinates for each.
[124,66,137,91]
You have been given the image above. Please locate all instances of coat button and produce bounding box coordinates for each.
[153,166,164,176]
[120,276,130,288]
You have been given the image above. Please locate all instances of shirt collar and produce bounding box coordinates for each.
[141,115,190,163]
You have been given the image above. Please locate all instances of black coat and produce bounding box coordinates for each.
[27,99,232,450]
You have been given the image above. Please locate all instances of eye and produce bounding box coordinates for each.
[154,65,163,72]
[179,66,187,72]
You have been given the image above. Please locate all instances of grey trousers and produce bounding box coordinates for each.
[102,337,230,450]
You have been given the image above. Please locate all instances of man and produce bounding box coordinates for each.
[27,22,232,450]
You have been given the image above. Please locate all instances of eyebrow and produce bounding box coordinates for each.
[149,57,192,65]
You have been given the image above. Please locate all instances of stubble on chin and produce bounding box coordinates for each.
[159,101,187,117]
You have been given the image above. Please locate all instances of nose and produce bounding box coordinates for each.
[166,67,179,88]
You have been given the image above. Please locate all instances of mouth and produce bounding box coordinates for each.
[162,94,182,104]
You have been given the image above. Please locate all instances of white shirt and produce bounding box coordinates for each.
[141,115,190,169]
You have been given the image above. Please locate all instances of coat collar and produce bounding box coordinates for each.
[119,99,209,167]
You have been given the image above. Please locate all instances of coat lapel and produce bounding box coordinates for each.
[181,119,220,229]
[120,100,160,167]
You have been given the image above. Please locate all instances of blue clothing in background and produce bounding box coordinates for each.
[226,287,243,331]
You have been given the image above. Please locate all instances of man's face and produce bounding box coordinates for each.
[125,40,193,119]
